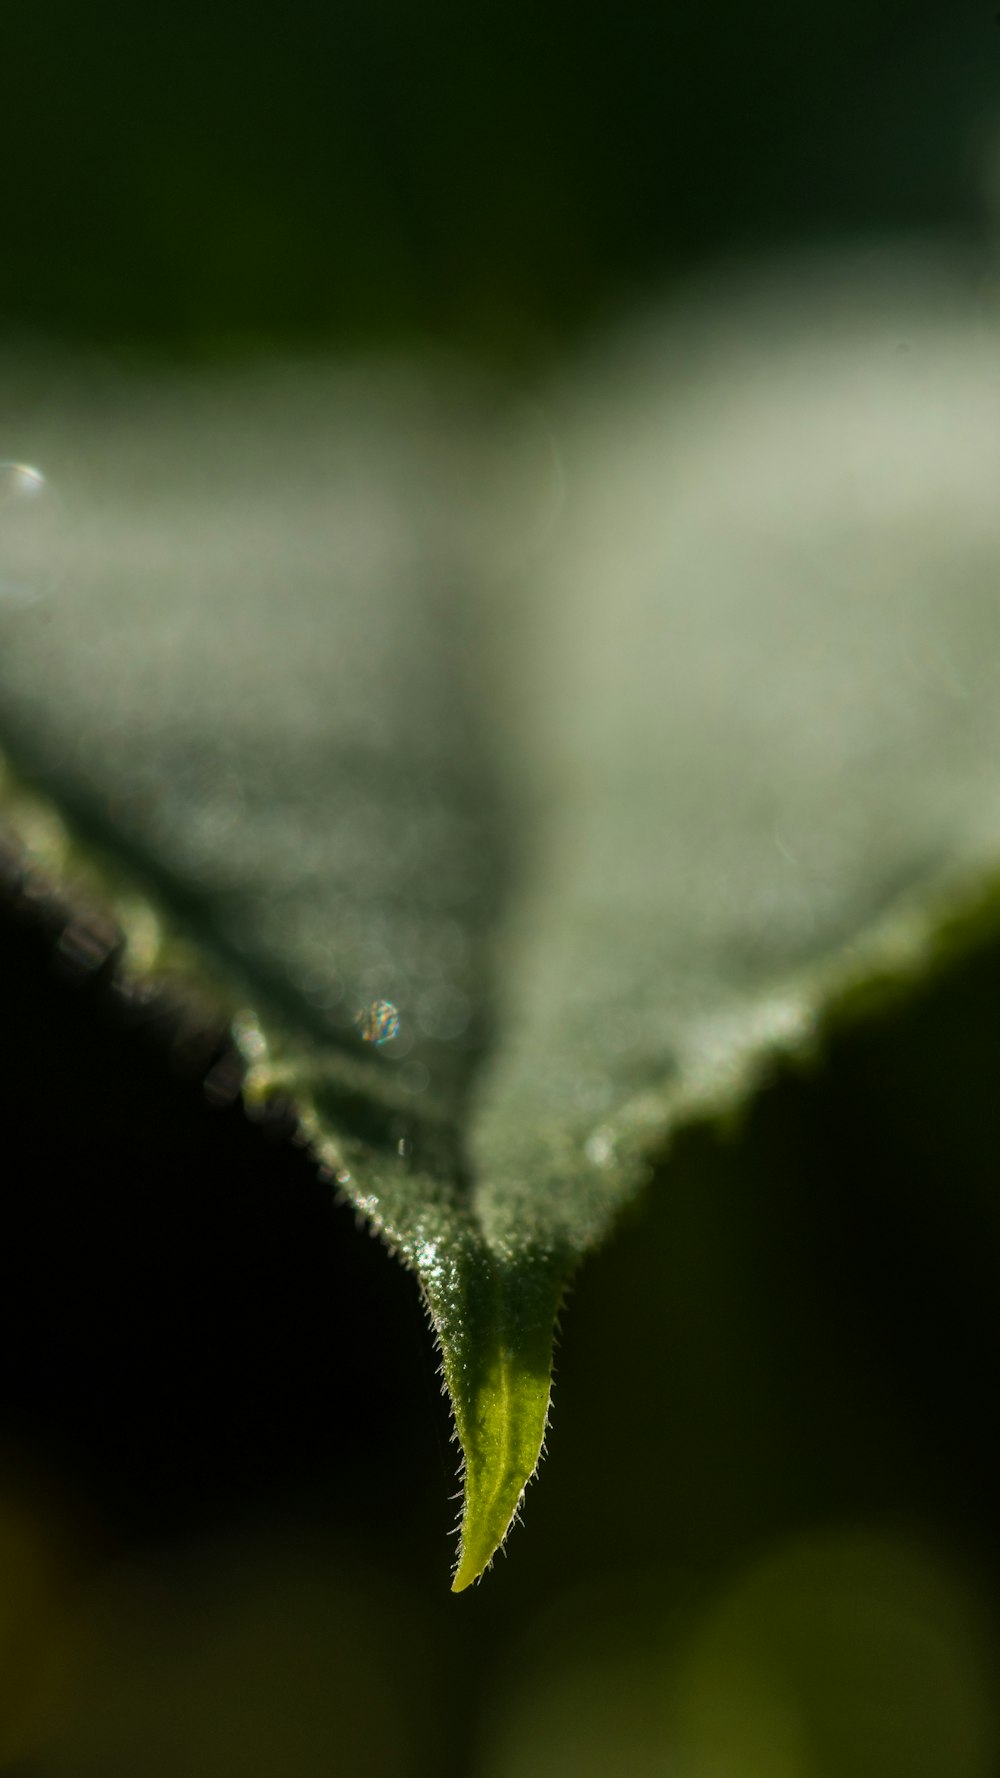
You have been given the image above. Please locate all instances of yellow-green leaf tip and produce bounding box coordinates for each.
[448,1344,552,1593]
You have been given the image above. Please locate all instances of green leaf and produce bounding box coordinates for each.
[4,251,1000,1587]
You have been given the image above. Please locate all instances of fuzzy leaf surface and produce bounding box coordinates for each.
[3,254,1000,1586]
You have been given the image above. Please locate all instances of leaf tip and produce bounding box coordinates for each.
[449,1560,479,1595]
[446,1345,554,1595]
[449,1500,511,1594]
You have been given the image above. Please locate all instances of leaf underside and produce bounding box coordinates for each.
[4,250,1000,1587]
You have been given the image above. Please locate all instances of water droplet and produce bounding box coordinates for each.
[356,998,400,1046]
[0,462,62,607]
[585,1128,615,1168]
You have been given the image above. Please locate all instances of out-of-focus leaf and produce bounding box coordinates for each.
[478,1531,998,1778]
[4,251,1000,1586]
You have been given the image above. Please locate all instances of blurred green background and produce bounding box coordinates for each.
[3,3,1000,1774]
[2,0,997,362]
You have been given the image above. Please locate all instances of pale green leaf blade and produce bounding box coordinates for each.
[4,251,1000,1586]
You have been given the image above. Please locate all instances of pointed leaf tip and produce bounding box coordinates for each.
[440,1286,559,1594]
[449,1364,550,1593]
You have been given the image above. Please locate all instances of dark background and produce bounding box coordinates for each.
[3,5,1000,1773]
[2,2,997,363]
